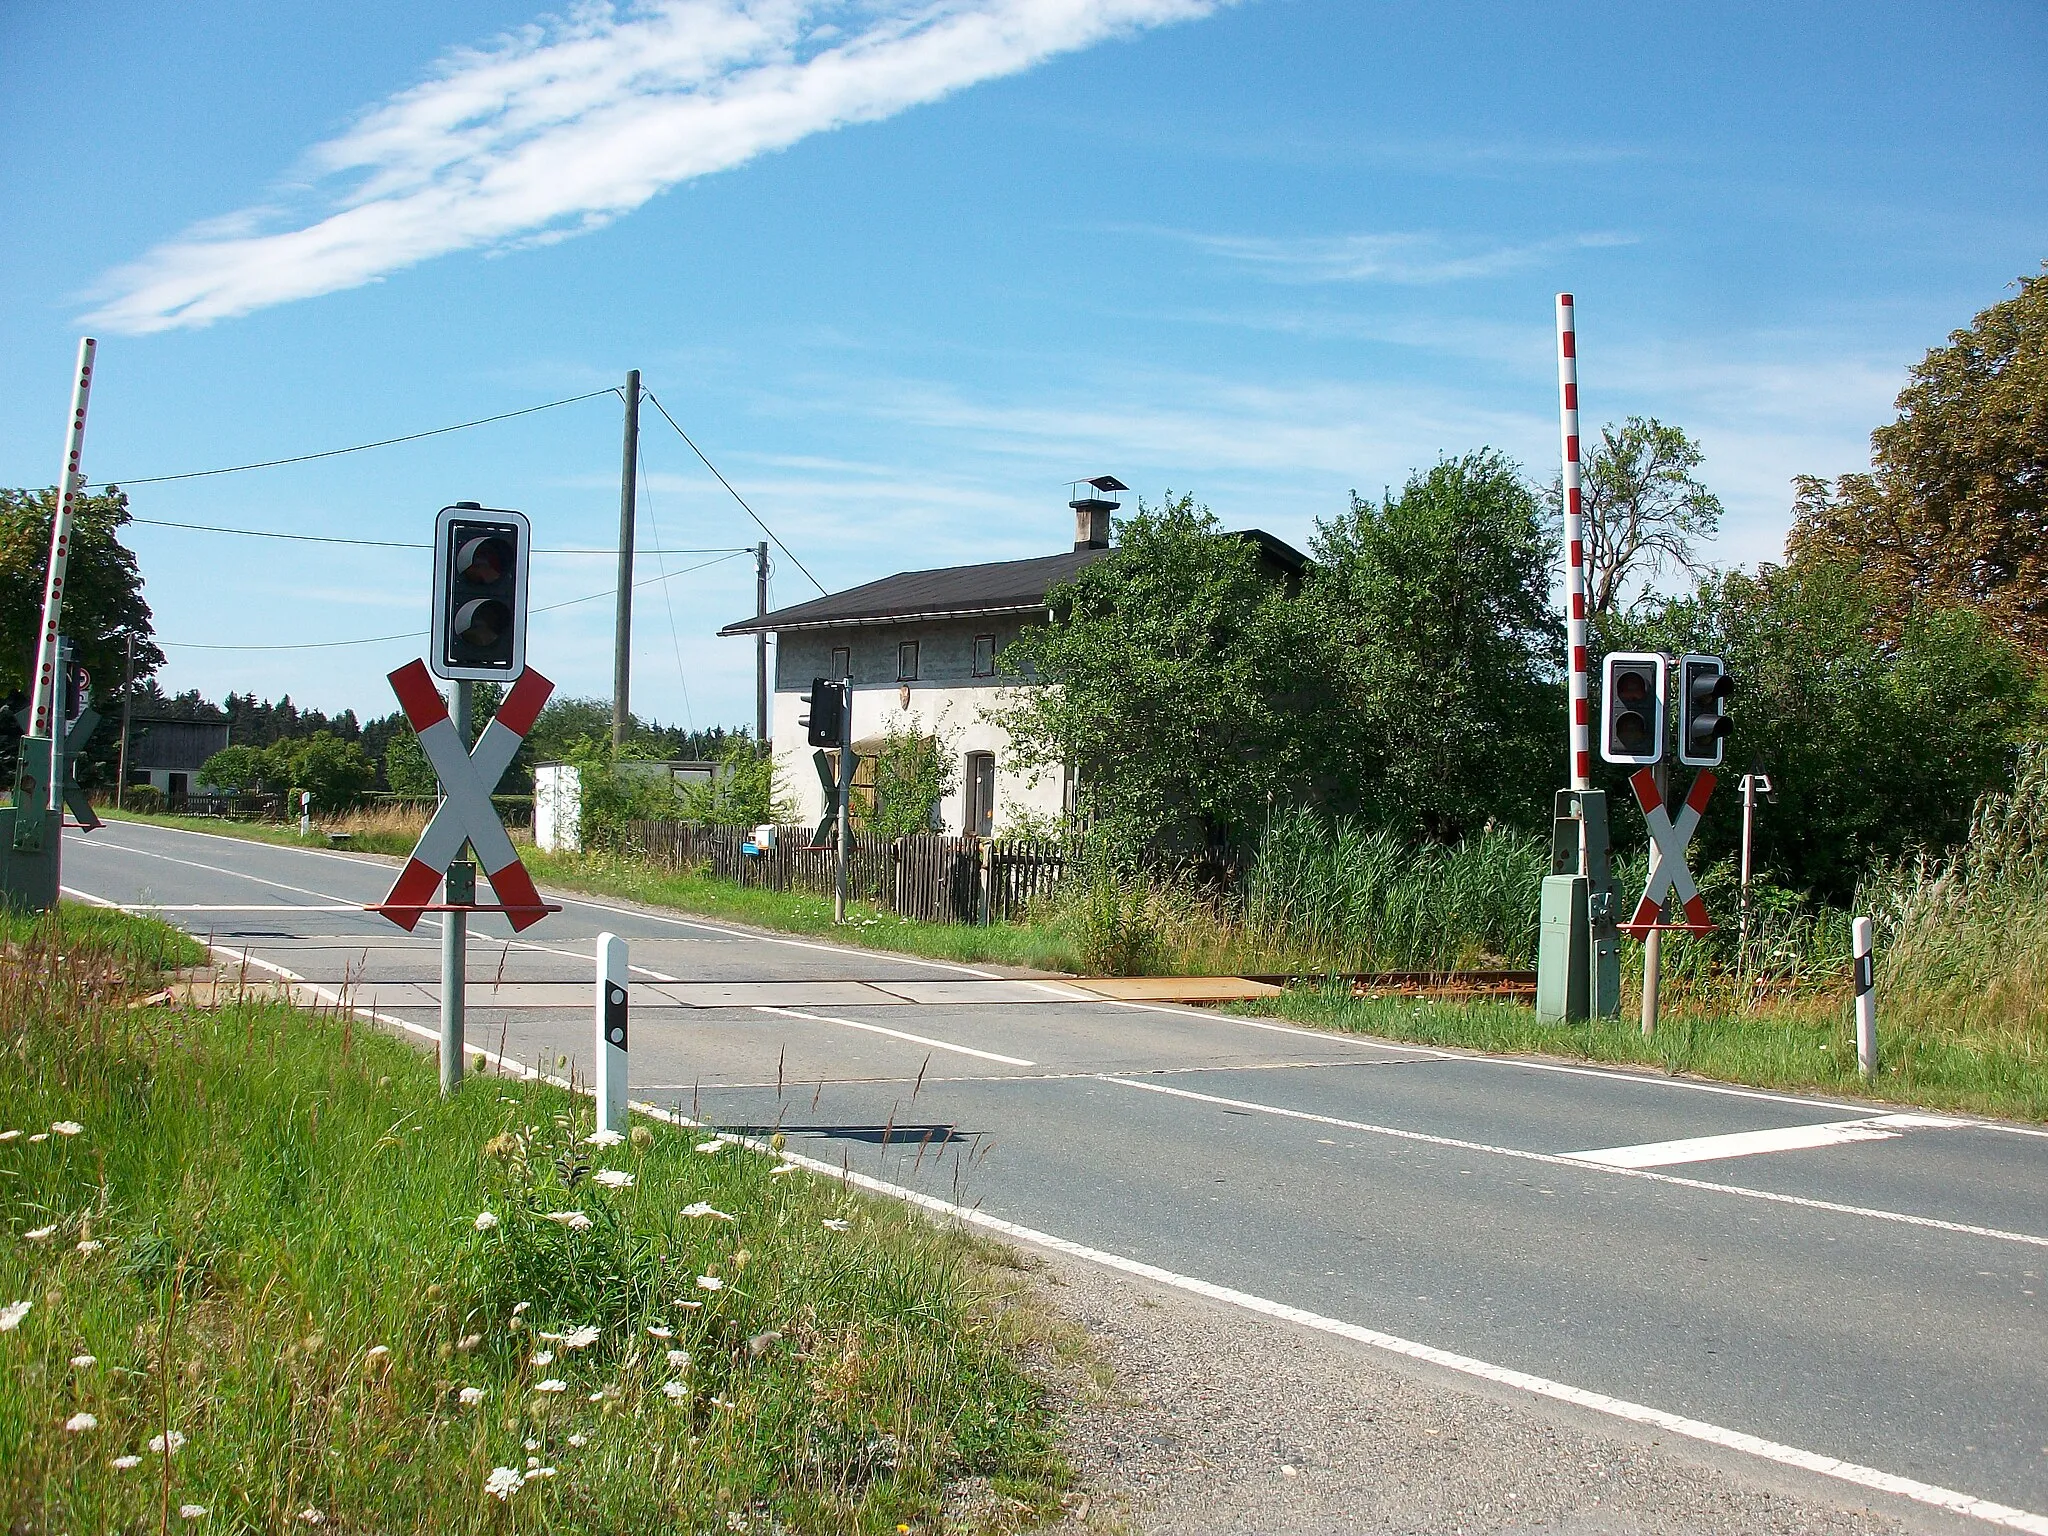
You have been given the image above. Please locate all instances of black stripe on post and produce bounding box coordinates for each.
[1853,954,1875,996]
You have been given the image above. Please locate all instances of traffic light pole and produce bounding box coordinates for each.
[1640,756,1667,1037]
[833,673,852,924]
[440,679,473,1095]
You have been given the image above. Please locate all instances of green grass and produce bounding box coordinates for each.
[97,805,423,858]
[1,903,1070,1532]
[1250,987,2048,1123]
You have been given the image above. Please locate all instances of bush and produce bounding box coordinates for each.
[120,784,163,814]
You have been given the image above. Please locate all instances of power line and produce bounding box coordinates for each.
[641,390,826,596]
[89,387,621,488]
[158,550,748,652]
[127,513,745,556]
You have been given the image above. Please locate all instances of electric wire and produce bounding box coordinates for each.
[88,388,622,488]
[158,550,748,652]
[641,389,826,596]
[127,513,744,556]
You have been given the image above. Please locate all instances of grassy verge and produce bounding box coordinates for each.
[97,805,424,859]
[2,903,1070,1532]
[1250,988,2048,1123]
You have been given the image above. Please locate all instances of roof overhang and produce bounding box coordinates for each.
[719,603,1044,637]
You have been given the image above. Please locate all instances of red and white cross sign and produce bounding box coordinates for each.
[1623,767,1717,937]
[373,660,555,932]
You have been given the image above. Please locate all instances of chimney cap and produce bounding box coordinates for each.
[1084,474,1128,492]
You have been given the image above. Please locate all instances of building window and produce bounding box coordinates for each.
[973,633,996,677]
[964,752,996,838]
[830,645,851,680]
[897,640,919,682]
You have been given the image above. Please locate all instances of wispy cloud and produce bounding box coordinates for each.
[1164,227,1637,284]
[85,0,1225,333]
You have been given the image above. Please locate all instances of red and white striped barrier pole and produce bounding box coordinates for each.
[1557,296,1590,794]
[31,339,97,740]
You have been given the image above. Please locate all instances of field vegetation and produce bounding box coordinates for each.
[1,904,1069,1532]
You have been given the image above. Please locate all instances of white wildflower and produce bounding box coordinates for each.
[473,1211,500,1231]
[557,1324,600,1351]
[64,1411,98,1432]
[674,1299,703,1310]
[364,1345,390,1363]
[457,1333,483,1352]
[584,1129,625,1147]
[76,1238,104,1255]
[680,1202,734,1222]
[24,1225,57,1243]
[111,1454,141,1470]
[297,1509,326,1525]
[28,1134,48,1144]
[695,1276,724,1292]
[709,1394,735,1410]
[694,1138,732,1154]
[458,1386,487,1406]
[0,1130,18,1141]
[822,1219,850,1232]
[567,1432,588,1448]
[484,1466,524,1500]
[524,1439,540,1454]
[769,1163,800,1176]
[149,1430,187,1454]
[70,1353,97,1369]
[179,1504,208,1520]
[645,1325,673,1339]
[523,1465,556,1482]
[1,1300,31,1331]
[666,1349,689,1369]
[534,1378,567,1394]
[593,1169,634,1190]
[542,1210,593,1231]
[661,1380,687,1401]
[51,1121,83,1137]
[530,1351,555,1367]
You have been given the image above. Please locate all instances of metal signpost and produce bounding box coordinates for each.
[369,504,558,1094]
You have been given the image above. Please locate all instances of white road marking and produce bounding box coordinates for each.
[1099,1075,2048,1249]
[96,903,366,912]
[640,1105,2048,1536]
[1565,1113,1963,1168]
[751,1005,1034,1067]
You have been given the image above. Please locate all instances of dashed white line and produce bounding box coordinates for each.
[751,1004,1034,1067]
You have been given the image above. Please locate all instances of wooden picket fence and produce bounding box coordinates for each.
[624,822,1066,925]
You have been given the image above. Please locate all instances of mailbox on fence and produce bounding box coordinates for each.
[742,823,776,858]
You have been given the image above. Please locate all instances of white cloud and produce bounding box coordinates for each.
[1164,227,1637,284]
[85,0,1226,333]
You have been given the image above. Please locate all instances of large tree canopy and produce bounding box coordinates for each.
[1787,264,2048,655]
[1308,452,1562,838]
[0,486,162,702]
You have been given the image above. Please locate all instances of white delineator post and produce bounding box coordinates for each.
[1852,917,1878,1079]
[31,339,98,739]
[1557,296,1591,793]
[595,933,628,1134]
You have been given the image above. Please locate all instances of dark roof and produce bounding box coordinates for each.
[720,529,1308,636]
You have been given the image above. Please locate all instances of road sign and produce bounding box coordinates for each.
[1623,766,1716,936]
[372,659,557,931]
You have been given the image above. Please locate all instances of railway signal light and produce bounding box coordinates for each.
[1601,652,1666,765]
[800,677,845,748]
[1677,653,1732,768]
[64,665,89,723]
[431,503,530,682]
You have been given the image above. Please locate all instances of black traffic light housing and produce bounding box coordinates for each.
[1600,652,1666,765]
[1677,653,1732,767]
[63,665,89,723]
[800,677,846,748]
[431,502,530,681]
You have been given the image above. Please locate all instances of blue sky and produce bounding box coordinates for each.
[3,0,2043,729]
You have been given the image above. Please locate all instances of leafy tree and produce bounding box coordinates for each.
[268,732,377,814]
[677,739,791,828]
[1308,452,1561,838]
[1787,264,2048,655]
[382,728,439,799]
[197,745,268,794]
[854,718,953,840]
[1610,562,2039,900]
[1548,418,1724,617]
[0,485,162,699]
[996,494,1320,866]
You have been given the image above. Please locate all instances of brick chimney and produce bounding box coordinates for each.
[1068,475,1126,551]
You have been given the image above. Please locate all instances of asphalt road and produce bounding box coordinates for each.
[61,818,2048,1531]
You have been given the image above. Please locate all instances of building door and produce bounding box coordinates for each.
[964,752,995,838]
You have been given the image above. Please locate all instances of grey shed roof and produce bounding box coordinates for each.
[719,530,1307,636]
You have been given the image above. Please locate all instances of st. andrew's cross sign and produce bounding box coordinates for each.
[372,660,557,932]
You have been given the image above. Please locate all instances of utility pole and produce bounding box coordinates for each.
[833,673,853,923]
[611,368,640,747]
[755,541,769,746]
[115,633,133,812]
